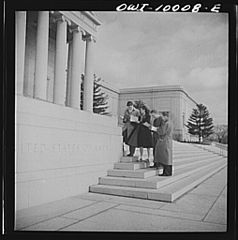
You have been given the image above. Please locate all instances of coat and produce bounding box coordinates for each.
[122,108,140,147]
[137,114,153,148]
[153,118,173,166]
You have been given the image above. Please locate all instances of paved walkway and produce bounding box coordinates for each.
[15,167,227,232]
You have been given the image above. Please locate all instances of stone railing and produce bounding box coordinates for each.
[194,142,227,157]
[214,142,228,157]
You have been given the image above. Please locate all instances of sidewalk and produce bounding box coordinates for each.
[15,167,227,232]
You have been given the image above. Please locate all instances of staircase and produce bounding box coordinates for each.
[89,141,227,202]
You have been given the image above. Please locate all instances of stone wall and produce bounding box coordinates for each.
[101,81,119,117]
[118,85,198,141]
[15,96,122,210]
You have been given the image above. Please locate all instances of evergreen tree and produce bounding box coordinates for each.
[186,104,214,143]
[80,74,109,115]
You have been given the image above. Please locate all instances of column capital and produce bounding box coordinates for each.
[83,34,96,43]
[52,12,71,26]
[53,15,65,23]
[69,25,85,35]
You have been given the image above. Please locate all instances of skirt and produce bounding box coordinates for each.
[137,124,153,148]
[123,122,139,147]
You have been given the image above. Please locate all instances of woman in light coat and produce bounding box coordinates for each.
[153,112,173,176]
[122,101,140,156]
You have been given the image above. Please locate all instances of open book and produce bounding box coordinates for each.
[130,115,138,122]
[151,126,157,132]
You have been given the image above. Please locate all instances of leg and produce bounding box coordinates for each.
[139,147,143,160]
[129,145,136,156]
[144,148,150,165]
[152,147,156,166]
[147,148,150,159]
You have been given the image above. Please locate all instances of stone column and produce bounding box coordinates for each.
[34,11,49,100]
[15,11,27,95]
[83,35,95,112]
[66,40,73,106]
[53,16,68,105]
[69,26,84,108]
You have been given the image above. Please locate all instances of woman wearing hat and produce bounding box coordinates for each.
[137,105,153,163]
[122,101,140,157]
[152,112,173,176]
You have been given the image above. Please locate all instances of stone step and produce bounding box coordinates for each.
[173,154,220,163]
[90,161,227,202]
[120,156,139,163]
[108,155,224,179]
[173,145,199,149]
[173,144,207,150]
[114,162,148,170]
[99,158,226,189]
[173,151,215,160]
[157,162,227,202]
[107,168,157,179]
[173,150,212,155]
[174,156,224,169]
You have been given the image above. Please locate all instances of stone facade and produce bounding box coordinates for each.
[15,11,122,211]
[101,81,120,117]
[15,11,198,211]
[118,85,198,141]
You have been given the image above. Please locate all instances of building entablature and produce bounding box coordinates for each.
[57,11,102,39]
[119,85,198,105]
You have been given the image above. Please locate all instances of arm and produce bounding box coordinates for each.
[165,122,172,136]
[143,115,151,128]
[123,110,130,123]
[157,122,171,137]
[157,126,166,136]
[143,122,151,127]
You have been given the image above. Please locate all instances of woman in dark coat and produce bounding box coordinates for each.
[137,105,153,162]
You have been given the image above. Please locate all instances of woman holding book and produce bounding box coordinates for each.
[122,101,140,156]
[137,105,153,162]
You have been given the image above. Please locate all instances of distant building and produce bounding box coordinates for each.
[118,85,198,141]
[100,83,198,141]
[100,81,120,117]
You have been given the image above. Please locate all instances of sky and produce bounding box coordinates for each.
[93,12,228,125]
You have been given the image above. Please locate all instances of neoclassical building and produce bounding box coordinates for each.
[15,11,198,211]
[18,11,100,108]
[15,11,122,211]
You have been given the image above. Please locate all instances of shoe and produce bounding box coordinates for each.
[159,173,171,176]
[127,154,132,157]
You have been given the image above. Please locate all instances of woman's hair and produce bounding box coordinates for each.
[126,101,134,106]
[162,111,169,117]
[154,116,164,127]
[150,109,158,114]
[140,105,150,116]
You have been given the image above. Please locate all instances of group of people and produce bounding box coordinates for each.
[122,101,173,176]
